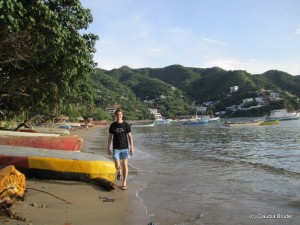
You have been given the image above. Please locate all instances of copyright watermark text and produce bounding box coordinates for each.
[249,213,294,220]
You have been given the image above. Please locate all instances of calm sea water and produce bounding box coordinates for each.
[129,119,300,225]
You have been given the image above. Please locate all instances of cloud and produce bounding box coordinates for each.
[296,28,300,35]
[147,47,165,55]
[202,38,226,46]
[200,58,300,75]
[202,58,242,71]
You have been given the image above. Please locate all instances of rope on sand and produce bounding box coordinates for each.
[27,188,71,204]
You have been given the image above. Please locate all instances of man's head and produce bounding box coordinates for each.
[115,109,123,122]
[114,109,122,116]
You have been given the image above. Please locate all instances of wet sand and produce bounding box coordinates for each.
[4,125,148,225]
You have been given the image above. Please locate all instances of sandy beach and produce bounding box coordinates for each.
[2,125,148,225]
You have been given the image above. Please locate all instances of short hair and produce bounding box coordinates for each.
[114,109,122,116]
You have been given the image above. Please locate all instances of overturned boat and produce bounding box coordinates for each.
[0,146,116,182]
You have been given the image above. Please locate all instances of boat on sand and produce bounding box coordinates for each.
[0,135,83,151]
[19,127,70,135]
[0,130,60,137]
[0,146,116,182]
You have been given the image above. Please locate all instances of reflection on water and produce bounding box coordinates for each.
[130,120,300,225]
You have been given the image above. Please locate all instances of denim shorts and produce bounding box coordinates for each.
[113,148,130,160]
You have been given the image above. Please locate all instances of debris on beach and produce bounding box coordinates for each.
[0,166,29,222]
[0,165,26,199]
[0,196,29,222]
[99,196,115,202]
[90,177,117,191]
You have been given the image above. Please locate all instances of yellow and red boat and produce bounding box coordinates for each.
[0,146,115,182]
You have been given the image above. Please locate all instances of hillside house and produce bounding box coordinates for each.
[196,106,207,114]
[148,108,162,119]
[243,98,254,104]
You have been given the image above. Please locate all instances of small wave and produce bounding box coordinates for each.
[196,154,300,179]
[134,182,156,224]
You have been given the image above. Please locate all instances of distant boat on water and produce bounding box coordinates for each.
[261,118,279,126]
[224,119,263,127]
[132,123,155,128]
[267,109,300,121]
[200,115,220,122]
[182,118,208,125]
[153,119,173,125]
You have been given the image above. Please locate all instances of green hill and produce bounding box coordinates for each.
[90,65,300,119]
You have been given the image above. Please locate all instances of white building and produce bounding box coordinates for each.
[148,108,162,119]
[243,98,254,103]
[230,86,239,93]
[196,106,207,113]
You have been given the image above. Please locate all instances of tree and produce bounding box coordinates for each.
[0,0,98,124]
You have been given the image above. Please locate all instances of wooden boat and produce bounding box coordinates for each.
[92,121,109,126]
[224,120,263,127]
[0,130,60,137]
[56,122,81,127]
[0,146,116,182]
[260,118,279,125]
[208,116,220,122]
[0,135,83,151]
[20,127,70,135]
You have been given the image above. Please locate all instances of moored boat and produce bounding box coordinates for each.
[224,119,263,127]
[132,123,155,128]
[182,118,208,125]
[200,115,220,122]
[0,135,83,151]
[0,147,116,182]
[153,119,173,125]
[260,118,279,125]
[267,109,300,121]
[208,116,220,122]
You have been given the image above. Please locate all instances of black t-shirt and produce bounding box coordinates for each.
[109,121,131,149]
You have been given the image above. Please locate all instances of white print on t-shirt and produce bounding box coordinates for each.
[115,128,124,133]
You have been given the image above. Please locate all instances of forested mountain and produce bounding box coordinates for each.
[3,1,300,125]
[90,65,300,119]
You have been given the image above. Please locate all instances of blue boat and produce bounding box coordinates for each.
[58,124,72,129]
[182,119,208,125]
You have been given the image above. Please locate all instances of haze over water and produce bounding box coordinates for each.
[130,119,300,225]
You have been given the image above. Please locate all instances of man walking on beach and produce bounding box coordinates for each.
[108,109,134,190]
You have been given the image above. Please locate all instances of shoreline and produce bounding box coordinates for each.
[4,126,148,225]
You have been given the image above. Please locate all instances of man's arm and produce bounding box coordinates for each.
[108,133,112,155]
[128,132,134,155]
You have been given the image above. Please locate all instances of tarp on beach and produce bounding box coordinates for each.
[0,165,26,200]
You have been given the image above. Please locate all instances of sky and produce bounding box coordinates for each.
[80,0,300,75]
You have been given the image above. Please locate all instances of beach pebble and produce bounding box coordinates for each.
[30,203,38,207]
